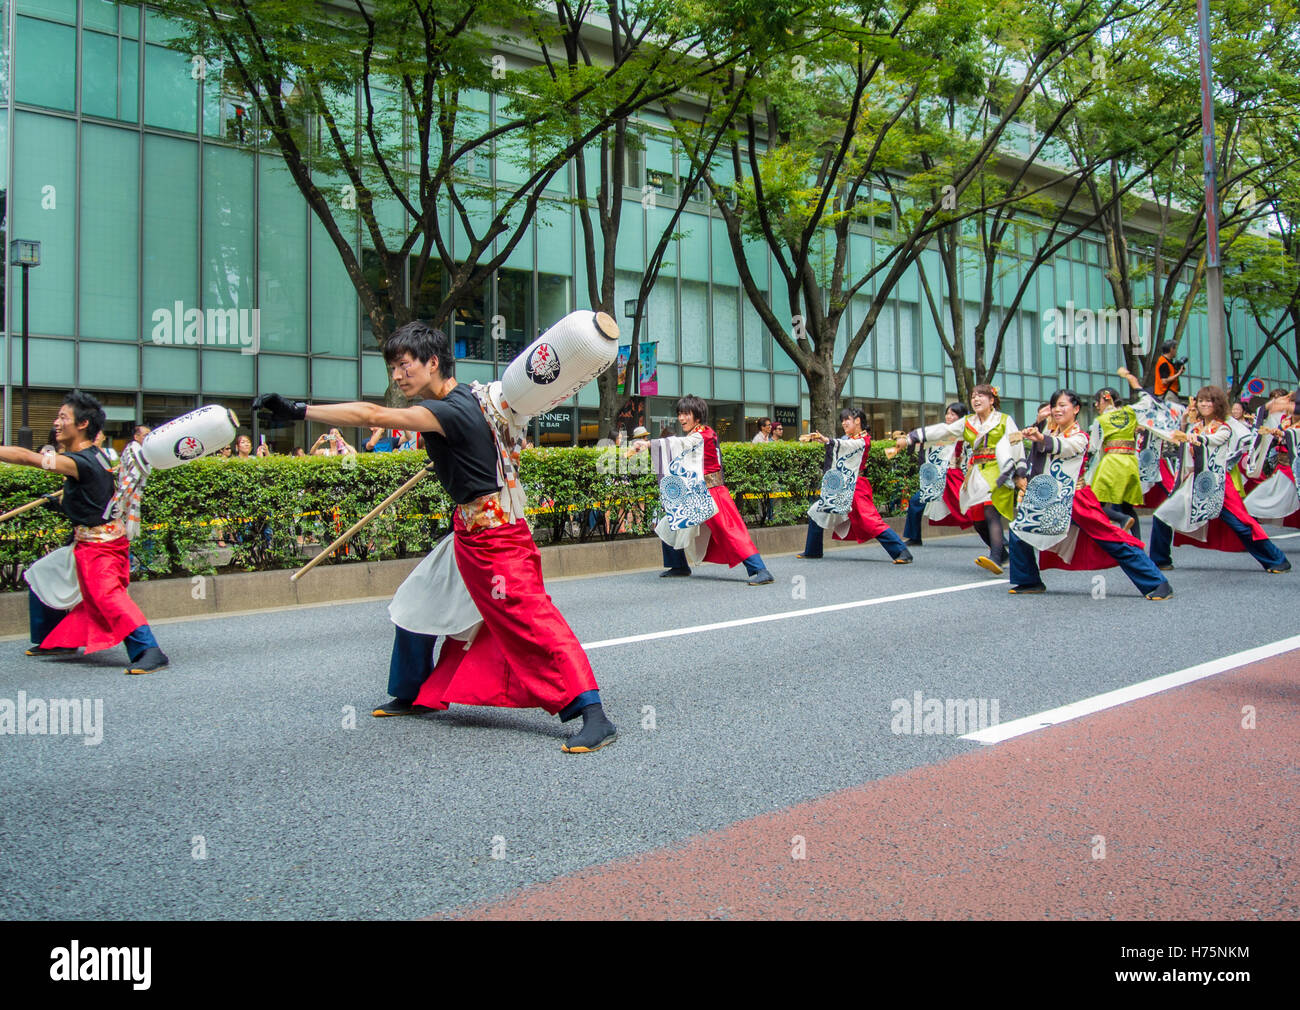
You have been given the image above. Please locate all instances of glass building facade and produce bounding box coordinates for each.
[1,0,1289,455]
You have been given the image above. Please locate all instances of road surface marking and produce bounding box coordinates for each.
[962,633,1300,744]
[582,578,1004,650]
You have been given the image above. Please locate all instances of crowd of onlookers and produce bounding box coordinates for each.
[208,427,423,459]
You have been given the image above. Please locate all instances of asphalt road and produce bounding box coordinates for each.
[1,527,1296,920]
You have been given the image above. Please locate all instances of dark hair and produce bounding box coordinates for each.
[1094,386,1122,406]
[1194,385,1228,422]
[1160,341,1176,356]
[972,383,1000,409]
[840,406,867,426]
[945,401,964,419]
[384,321,455,380]
[1050,389,1082,410]
[757,417,771,428]
[62,392,105,441]
[676,395,708,424]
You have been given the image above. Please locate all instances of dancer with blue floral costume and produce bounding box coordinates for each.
[1006,389,1172,599]
[636,395,774,585]
[798,407,912,563]
[1145,385,1291,574]
[902,402,964,546]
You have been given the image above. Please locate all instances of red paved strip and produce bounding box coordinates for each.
[452,651,1300,920]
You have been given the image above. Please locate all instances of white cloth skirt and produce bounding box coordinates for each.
[24,545,81,611]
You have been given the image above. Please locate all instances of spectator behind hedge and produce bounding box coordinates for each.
[311,428,356,456]
[366,427,395,452]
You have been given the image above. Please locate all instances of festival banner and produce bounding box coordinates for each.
[616,342,658,396]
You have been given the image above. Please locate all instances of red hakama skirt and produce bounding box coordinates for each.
[1039,486,1147,572]
[414,516,598,714]
[700,484,759,566]
[41,538,148,654]
[931,468,975,528]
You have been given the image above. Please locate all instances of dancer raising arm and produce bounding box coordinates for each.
[1145,385,1291,575]
[1087,385,1144,536]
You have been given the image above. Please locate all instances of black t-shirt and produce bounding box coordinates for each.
[419,385,501,505]
[61,447,116,527]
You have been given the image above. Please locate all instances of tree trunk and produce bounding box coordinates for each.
[807,343,842,436]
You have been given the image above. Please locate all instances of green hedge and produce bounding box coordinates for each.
[0,442,917,589]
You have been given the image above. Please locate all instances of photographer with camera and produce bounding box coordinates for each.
[1154,341,1187,400]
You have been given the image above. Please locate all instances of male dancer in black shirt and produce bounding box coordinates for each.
[1,392,168,673]
[255,322,616,752]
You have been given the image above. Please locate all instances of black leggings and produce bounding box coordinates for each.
[1101,502,1141,539]
[973,504,1006,564]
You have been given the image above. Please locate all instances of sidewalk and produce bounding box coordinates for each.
[451,649,1300,920]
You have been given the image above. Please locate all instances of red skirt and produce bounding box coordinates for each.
[414,517,598,714]
[41,538,148,654]
[833,475,891,542]
[1142,460,1177,508]
[1174,477,1269,552]
[701,485,759,566]
[1040,486,1146,572]
[931,468,975,528]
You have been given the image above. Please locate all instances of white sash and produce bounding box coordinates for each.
[387,534,484,642]
[24,545,81,611]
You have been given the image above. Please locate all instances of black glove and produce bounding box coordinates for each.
[253,393,307,422]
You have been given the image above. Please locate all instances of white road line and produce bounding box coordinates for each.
[962,632,1300,745]
[1270,532,1300,540]
[582,578,1005,651]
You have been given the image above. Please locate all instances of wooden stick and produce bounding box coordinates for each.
[0,490,63,523]
[291,466,433,582]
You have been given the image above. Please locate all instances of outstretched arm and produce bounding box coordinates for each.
[256,393,439,437]
[0,445,79,479]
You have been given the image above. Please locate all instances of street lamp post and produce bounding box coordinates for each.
[623,298,639,397]
[9,239,41,450]
[1197,0,1227,389]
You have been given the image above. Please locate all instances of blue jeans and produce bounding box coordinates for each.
[903,495,926,542]
[662,541,767,576]
[803,522,909,560]
[1150,512,1287,570]
[1011,531,1168,594]
[1219,510,1289,569]
[388,626,439,703]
